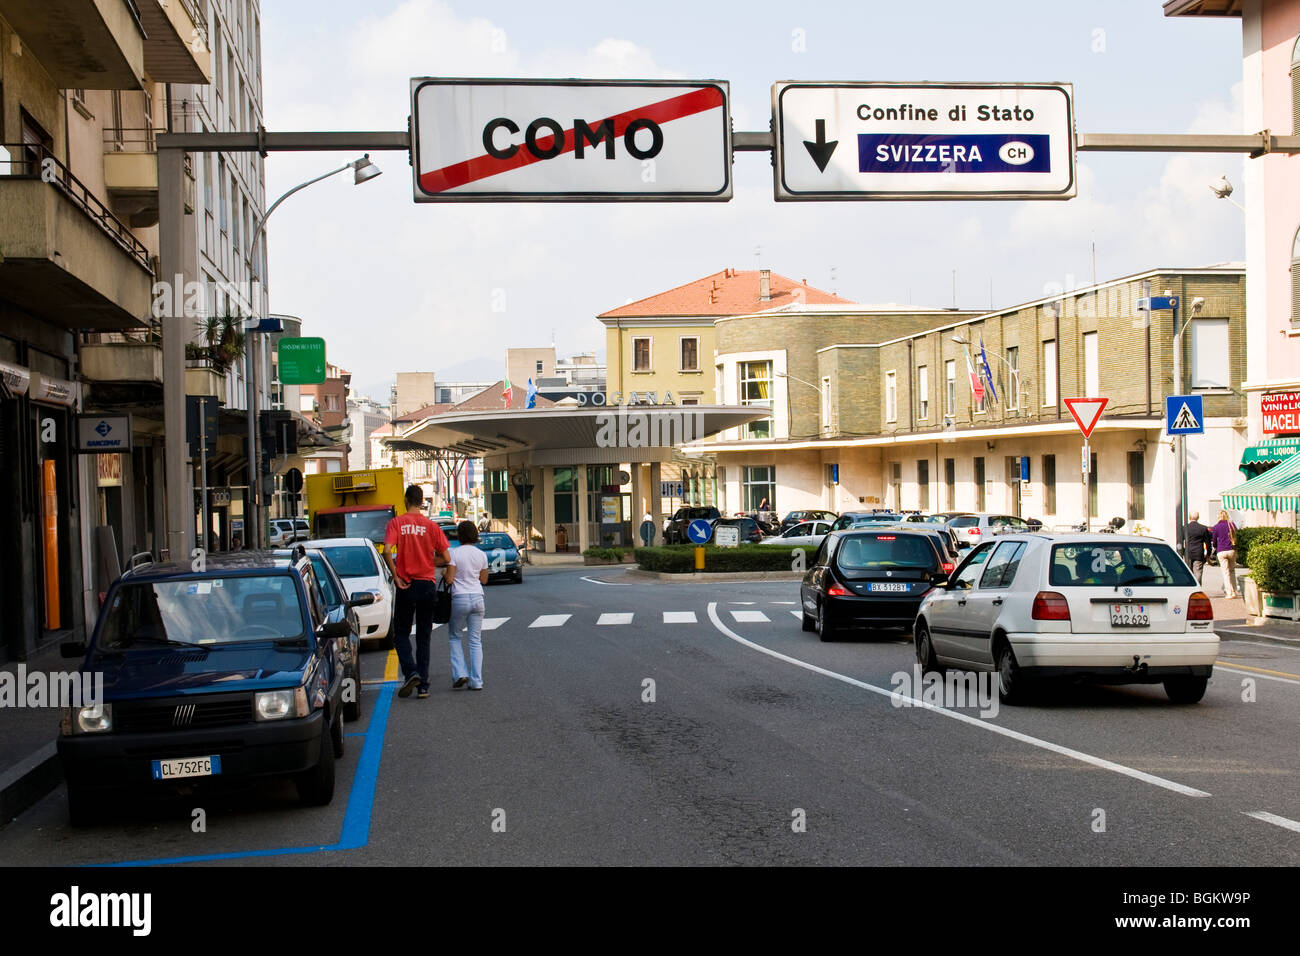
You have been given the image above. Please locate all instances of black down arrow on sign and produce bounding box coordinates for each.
[803,119,838,172]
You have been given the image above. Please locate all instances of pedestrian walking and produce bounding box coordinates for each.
[1211,509,1241,599]
[445,519,489,691]
[1183,510,1213,586]
[478,511,491,533]
[382,485,452,699]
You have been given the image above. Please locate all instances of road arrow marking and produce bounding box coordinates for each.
[803,119,838,172]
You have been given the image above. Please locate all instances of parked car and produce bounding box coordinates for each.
[57,548,374,825]
[914,533,1218,704]
[799,528,949,641]
[477,532,524,583]
[779,509,838,534]
[761,520,833,548]
[709,516,767,544]
[830,511,905,531]
[300,537,395,645]
[905,513,965,552]
[273,547,364,721]
[664,506,721,544]
[945,513,1032,550]
[268,518,311,547]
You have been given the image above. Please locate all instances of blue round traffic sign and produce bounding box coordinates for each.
[687,519,713,544]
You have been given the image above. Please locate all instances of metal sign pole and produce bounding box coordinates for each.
[1083,438,1090,534]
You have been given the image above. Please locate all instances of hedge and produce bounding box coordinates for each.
[1235,526,1300,568]
[1244,541,1300,593]
[583,546,630,562]
[634,544,812,574]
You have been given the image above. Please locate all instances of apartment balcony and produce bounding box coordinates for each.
[185,361,225,400]
[0,143,153,330]
[81,332,165,416]
[137,0,212,83]
[103,127,158,227]
[0,0,145,89]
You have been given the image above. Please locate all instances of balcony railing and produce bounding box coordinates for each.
[0,142,152,273]
[103,126,157,153]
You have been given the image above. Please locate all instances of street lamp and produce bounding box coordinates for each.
[243,154,382,547]
[1209,174,1246,212]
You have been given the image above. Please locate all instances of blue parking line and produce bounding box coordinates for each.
[94,683,397,867]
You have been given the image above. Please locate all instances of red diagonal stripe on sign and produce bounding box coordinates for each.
[418,86,724,194]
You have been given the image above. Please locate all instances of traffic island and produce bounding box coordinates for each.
[633,544,813,575]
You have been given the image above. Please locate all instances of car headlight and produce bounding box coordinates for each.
[255,687,309,721]
[62,703,113,735]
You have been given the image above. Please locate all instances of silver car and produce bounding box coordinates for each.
[946,513,1030,550]
[760,520,832,548]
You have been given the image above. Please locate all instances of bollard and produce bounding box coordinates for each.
[694,546,705,571]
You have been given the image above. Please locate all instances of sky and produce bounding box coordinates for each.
[259,0,1247,399]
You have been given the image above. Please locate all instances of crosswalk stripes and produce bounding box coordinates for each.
[528,614,571,628]
[482,617,509,630]
[597,613,634,625]
[729,610,771,623]
[789,610,802,619]
[663,610,697,624]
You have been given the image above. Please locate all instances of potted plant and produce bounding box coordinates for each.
[1246,541,1300,621]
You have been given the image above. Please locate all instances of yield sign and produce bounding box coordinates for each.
[1064,397,1108,438]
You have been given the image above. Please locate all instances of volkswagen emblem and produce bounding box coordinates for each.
[1123,587,1133,597]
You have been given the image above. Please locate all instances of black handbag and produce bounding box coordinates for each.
[432,577,452,624]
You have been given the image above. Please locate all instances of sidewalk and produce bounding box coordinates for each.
[0,640,68,827]
[1201,565,1300,647]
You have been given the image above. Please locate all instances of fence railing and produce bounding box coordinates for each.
[0,142,153,273]
[103,126,157,153]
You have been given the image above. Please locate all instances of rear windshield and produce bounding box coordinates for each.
[835,534,937,570]
[319,545,378,579]
[949,517,979,528]
[1049,543,1196,588]
[98,574,304,649]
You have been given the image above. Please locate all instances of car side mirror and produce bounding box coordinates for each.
[318,619,351,640]
[60,641,86,659]
[348,591,376,608]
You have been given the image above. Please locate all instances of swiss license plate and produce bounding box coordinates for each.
[1109,604,1150,628]
[871,582,909,592]
[151,756,221,780]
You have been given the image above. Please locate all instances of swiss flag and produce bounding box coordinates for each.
[1064,397,1108,438]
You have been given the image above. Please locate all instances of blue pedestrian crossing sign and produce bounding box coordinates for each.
[687,519,713,544]
[1166,394,1204,435]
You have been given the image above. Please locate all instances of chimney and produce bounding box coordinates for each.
[759,269,771,301]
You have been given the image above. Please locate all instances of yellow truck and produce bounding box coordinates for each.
[303,467,405,550]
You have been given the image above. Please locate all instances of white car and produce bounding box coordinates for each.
[302,537,395,644]
[945,513,1031,550]
[760,520,832,548]
[914,533,1218,704]
[268,518,310,547]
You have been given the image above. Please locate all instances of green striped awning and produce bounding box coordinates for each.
[1239,437,1300,475]
[1222,451,1300,511]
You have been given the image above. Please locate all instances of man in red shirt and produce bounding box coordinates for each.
[383,485,451,699]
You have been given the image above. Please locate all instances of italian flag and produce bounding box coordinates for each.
[964,348,985,404]
[502,377,513,408]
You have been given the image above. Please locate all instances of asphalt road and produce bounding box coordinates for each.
[3,566,1299,866]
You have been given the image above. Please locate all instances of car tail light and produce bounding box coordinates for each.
[827,584,851,597]
[969,528,981,535]
[942,562,955,573]
[876,535,896,541]
[1188,592,1214,621]
[1031,591,1071,621]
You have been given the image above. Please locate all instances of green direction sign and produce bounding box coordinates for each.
[278,337,326,385]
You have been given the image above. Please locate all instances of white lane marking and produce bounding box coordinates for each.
[529,614,571,628]
[1215,663,1300,686]
[1244,810,1300,834]
[663,611,697,624]
[580,576,632,586]
[482,617,509,631]
[790,610,802,619]
[730,610,770,623]
[705,602,1211,799]
[730,601,756,605]
[597,613,633,626]
[772,601,797,605]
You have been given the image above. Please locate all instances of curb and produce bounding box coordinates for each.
[1215,623,1300,648]
[621,568,803,583]
[0,742,61,829]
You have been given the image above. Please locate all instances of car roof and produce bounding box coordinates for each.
[120,550,308,582]
[299,537,376,549]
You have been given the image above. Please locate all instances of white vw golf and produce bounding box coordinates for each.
[914,533,1218,705]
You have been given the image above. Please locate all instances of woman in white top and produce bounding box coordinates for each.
[445,520,490,690]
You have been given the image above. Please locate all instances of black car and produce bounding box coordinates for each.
[877,524,961,572]
[799,529,948,641]
[710,516,767,544]
[779,509,838,534]
[57,548,374,825]
[664,506,721,544]
[830,510,904,531]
